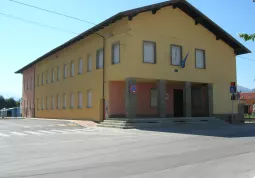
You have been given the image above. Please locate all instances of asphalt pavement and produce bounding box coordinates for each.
[1,118,255,178]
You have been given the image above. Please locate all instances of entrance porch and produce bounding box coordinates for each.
[107,79,213,119]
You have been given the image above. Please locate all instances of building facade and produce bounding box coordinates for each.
[21,65,35,118]
[15,0,250,122]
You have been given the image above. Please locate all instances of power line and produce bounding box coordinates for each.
[237,56,255,62]
[6,0,97,25]
[0,12,79,35]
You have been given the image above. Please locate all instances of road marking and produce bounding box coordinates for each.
[38,130,56,134]
[51,129,68,133]
[10,132,27,136]
[24,131,42,135]
[0,133,10,137]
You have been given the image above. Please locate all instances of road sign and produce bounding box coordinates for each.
[230,86,236,93]
[129,85,137,94]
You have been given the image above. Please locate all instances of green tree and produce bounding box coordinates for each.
[0,95,5,109]
[239,33,255,42]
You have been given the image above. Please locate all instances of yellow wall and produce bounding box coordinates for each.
[35,6,238,121]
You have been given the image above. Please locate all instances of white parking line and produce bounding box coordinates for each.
[51,130,68,133]
[38,130,56,134]
[10,132,27,136]
[0,133,10,137]
[23,131,42,135]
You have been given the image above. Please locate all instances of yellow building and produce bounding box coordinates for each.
[16,0,250,123]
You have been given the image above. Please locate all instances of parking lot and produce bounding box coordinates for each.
[1,119,255,178]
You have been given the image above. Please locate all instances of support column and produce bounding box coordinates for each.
[125,78,136,119]
[157,80,166,118]
[207,83,214,117]
[184,82,192,117]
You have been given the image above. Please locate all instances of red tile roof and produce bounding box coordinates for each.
[240,93,255,100]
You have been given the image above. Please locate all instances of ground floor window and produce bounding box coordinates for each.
[150,88,158,107]
[87,90,92,108]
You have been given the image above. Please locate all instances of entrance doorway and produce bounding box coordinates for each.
[174,89,184,117]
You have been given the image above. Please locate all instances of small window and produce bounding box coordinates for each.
[195,49,206,69]
[37,75,40,86]
[143,41,156,64]
[112,42,120,64]
[87,90,92,108]
[37,98,39,110]
[46,96,48,110]
[30,78,33,90]
[41,97,44,110]
[51,69,55,82]
[46,71,49,84]
[78,58,83,74]
[70,93,74,109]
[57,94,60,109]
[63,94,66,109]
[71,61,75,77]
[87,55,92,72]
[150,89,158,107]
[96,49,104,69]
[63,64,67,79]
[51,96,54,110]
[57,66,60,81]
[41,73,44,85]
[171,45,182,66]
[27,81,29,90]
[78,91,82,108]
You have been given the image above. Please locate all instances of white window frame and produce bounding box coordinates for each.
[143,41,156,64]
[71,61,75,77]
[87,90,92,108]
[70,93,74,109]
[96,49,104,69]
[171,45,182,66]
[195,49,206,69]
[87,55,92,72]
[78,91,82,108]
[112,42,120,64]
[64,64,67,79]
[78,58,83,74]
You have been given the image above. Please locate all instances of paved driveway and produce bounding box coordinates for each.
[1,119,255,178]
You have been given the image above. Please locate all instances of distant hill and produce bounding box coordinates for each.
[237,85,252,92]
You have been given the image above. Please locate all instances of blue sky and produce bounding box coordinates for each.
[0,0,254,98]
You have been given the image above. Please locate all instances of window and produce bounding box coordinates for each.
[78,91,82,108]
[192,88,202,108]
[30,78,32,90]
[26,81,29,90]
[195,49,206,69]
[51,69,55,82]
[37,75,40,86]
[57,94,60,109]
[63,94,66,109]
[71,61,75,77]
[64,64,67,79]
[70,93,74,109]
[41,97,44,110]
[87,55,92,72]
[41,72,44,85]
[150,89,158,107]
[46,96,48,110]
[78,58,83,74]
[51,96,54,110]
[37,98,39,110]
[96,49,104,69]
[57,66,60,81]
[46,71,49,84]
[143,41,156,63]
[87,90,92,108]
[112,42,120,64]
[171,45,182,66]
[28,100,30,109]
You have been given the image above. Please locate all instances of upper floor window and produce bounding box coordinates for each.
[30,78,32,89]
[195,49,206,69]
[57,66,60,81]
[64,64,67,79]
[171,45,182,66]
[46,71,49,84]
[96,49,104,69]
[87,55,92,72]
[78,91,82,108]
[78,58,83,74]
[37,75,40,86]
[70,93,74,109]
[71,61,75,77]
[112,42,120,64]
[51,69,55,82]
[41,73,44,85]
[143,41,156,64]
[27,80,29,90]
